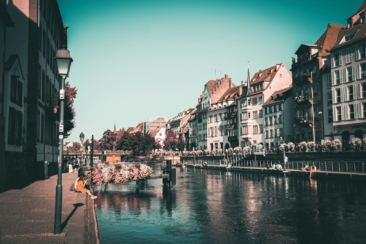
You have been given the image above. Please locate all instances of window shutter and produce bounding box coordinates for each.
[345,105,349,120]
[339,53,343,66]
[331,72,335,85]
[352,65,356,81]
[354,84,358,99]
[333,107,337,121]
[357,46,360,61]
[343,68,347,83]
[344,87,348,102]
[332,88,336,103]
[358,83,362,98]
[356,64,361,79]
[340,69,344,84]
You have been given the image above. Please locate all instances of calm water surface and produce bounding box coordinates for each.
[94,164,366,244]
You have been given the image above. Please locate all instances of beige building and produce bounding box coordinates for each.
[238,63,292,147]
[328,1,366,143]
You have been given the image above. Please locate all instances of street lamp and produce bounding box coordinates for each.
[90,133,94,167]
[80,132,85,165]
[54,48,72,234]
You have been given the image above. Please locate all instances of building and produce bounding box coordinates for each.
[207,86,240,150]
[262,87,293,151]
[292,24,344,143]
[166,109,194,150]
[190,74,236,150]
[143,116,166,134]
[4,0,69,182]
[327,1,366,143]
[0,0,14,191]
[239,63,292,147]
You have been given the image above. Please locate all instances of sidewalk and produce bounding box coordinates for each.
[0,171,98,244]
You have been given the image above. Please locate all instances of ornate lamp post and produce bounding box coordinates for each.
[90,133,94,167]
[80,132,85,165]
[54,48,72,234]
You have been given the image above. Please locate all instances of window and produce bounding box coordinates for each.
[363,102,366,118]
[278,114,282,123]
[336,89,341,103]
[314,84,318,95]
[265,130,268,139]
[274,105,277,112]
[252,97,257,105]
[349,104,355,119]
[7,107,22,146]
[269,117,272,125]
[270,130,273,138]
[361,63,366,79]
[241,112,248,121]
[217,114,221,122]
[363,83,366,98]
[328,109,333,123]
[241,126,248,135]
[259,109,263,118]
[348,86,354,101]
[326,74,332,88]
[336,106,342,121]
[345,48,352,63]
[334,53,342,67]
[359,43,366,60]
[253,111,258,119]
[258,96,263,104]
[335,70,340,85]
[253,125,258,134]
[273,116,277,124]
[347,66,353,82]
[327,92,332,105]
[259,124,263,134]
[248,112,251,119]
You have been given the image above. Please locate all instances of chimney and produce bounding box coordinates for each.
[229,78,232,88]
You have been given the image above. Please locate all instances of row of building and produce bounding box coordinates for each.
[160,1,366,152]
[0,0,69,190]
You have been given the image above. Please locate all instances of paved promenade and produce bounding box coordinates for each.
[0,171,98,244]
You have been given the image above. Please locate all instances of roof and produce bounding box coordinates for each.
[331,22,366,51]
[263,87,292,106]
[217,86,240,103]
[315,23,345,55]
[132,122,143,133]
[295,44,318,55]
[356,0,366,15]
[250,64,279,85]
[0,2,14,27]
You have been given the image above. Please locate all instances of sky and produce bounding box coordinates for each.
[57,0,363,143]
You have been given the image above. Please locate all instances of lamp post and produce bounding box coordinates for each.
[80,132,85,166]
[90,133,94,167]
[54,48,72,234]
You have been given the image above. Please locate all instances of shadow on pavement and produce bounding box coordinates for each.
[61,203,84,231]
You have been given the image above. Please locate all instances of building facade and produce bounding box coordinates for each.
[4,0,68,182]
[328,2,366,144]
[239,63,292,148]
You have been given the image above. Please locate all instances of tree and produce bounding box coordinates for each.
[99,129,115,150]
[163,130,179,151]
[64,82,77,138]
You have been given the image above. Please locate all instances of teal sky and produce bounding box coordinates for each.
[58,0,363,143]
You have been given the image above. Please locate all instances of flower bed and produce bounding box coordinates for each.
[92,163,153,185]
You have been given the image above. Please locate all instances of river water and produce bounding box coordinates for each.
[94,164,366,244]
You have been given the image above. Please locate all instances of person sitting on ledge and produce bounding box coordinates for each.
[301,163,309,171]
[76,176,97,200]
[275,164,283,171]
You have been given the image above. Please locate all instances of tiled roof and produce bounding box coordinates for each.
[133,122,143,133]
[331,22,366,51]
[316,23,345,55]
[263,87,292,106]
[217,86,240,103]
[250,64,278,85]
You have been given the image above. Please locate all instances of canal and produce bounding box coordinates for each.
[94,163,366,244]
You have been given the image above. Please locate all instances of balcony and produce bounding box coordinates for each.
[294,117,312,128]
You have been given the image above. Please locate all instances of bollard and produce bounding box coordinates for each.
[44,161,49,179]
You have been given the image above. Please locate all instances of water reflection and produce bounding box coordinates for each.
[95,165,366,244]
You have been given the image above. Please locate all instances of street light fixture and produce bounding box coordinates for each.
[80,132,85,165]
[54,47,73,234]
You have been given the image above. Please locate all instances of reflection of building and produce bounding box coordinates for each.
[0,0,14,191]
[3,0,69,183]
[292,24,343,143]
[328,1,366,142]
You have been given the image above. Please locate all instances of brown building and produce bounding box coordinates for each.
[291,23,344,143]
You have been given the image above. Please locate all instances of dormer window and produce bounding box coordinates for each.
[347,20,352,29]
[340,30,358,44]
[361,14,365,24]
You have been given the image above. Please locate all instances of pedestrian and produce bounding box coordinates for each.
[68,158,73,173]
[75,176,97,199]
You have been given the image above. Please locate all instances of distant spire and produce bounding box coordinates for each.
[246,61,252,96]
